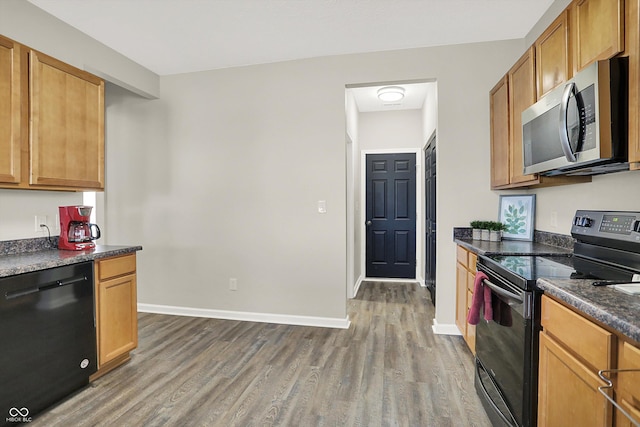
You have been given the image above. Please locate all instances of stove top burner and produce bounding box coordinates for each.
[483,254,577,282]
[480,252,640,291]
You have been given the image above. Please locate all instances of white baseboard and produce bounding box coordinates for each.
[362,277,421,284]
[351,274,365,298]
[432,319,462,335]
[137,303,351,329]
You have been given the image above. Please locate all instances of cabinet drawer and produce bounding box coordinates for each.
[468,252,477,271]
[456,246,468,266]
[467,270,476,292]
[620,341,640,399]
[97,254,136,281]
[541,296,614,370]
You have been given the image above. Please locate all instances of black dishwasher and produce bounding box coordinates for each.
[0,262,96,425]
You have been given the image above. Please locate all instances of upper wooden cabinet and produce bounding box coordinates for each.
[0,35,22,184]
[489,49,585,189]
[0,34,105,191]
[490,50,536,189]
[30,50,104,189]
[508,48,539,186]
[536,11,571,98]
[489,76,510,188]
[625,0,640,169]
[572,0,624,73]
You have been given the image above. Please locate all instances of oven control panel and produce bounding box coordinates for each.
[572,210,640,244]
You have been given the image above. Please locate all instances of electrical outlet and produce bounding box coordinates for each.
[34,215,48,232]
[229,278,238,291]
[550,211,558,228]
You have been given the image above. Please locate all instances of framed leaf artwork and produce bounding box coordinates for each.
[498,195,536,241]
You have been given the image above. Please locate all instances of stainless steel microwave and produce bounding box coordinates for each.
[522,57,628,176]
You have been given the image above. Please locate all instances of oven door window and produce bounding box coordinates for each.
[476,286,526,426]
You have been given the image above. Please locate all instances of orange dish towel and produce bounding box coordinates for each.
[467,271,493,325]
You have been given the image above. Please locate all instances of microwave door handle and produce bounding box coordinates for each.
[559,82,578,162]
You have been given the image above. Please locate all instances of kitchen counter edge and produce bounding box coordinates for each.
[537,277,640,344]
[0,245,143,278]
[454,238,572,257]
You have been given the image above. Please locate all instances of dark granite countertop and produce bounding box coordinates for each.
[0,245,142,278]
[454,238,573,257]
[453,228,638,343]
[538,278,640,344]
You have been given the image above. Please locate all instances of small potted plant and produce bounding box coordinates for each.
[480,221,491,241]
[470,220,483,240]
[489,221,506,242]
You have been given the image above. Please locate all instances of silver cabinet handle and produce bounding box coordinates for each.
[559,81,578,162]
[366,220,372,226]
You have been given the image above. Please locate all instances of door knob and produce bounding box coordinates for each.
[366,220,372,226]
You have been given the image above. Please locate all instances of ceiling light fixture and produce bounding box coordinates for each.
[377,86,405,102]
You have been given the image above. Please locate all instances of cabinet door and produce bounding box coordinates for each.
[626,0,640,168]
[466,272,476,353]
[29,50,104,189]
[617,399,640,427]
[572,0,624,72]
[98,273,138,366]
[508,47,539,186]
[0,36,21,184]
[617,341,640,426]
[536,11,571,98]
[538,331,612,427]
[455,262,468,337]
[490,76,510,189]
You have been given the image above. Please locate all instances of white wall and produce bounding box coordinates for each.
[101,41,524,327]
[422,83,438,142]
[0,190,82,240]
[0,0,159,98]
[532,172,640,234]
[345,91,360,297]
[359,110,423,150]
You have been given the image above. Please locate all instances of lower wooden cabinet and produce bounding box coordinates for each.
[538,330,613,427]
[537,295,640,427]
[455,245,477,353]
[617,341,640,426]
[92,253,138,379]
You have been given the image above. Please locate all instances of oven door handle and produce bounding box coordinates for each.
[483,279,523,304]
[475,359,519,427]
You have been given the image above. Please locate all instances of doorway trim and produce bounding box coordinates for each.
[358,148,424,290]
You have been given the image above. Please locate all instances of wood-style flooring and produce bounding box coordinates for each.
[31,282,491,426]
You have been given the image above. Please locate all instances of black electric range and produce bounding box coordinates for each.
[474,210,640,427]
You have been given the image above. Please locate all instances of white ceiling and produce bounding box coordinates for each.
[28,0,555,76]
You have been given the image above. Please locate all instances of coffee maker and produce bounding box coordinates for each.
[58,206,101,251]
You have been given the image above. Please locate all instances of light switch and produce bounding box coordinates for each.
[318,200,327,214]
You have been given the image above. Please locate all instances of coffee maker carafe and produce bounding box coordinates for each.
[58,205,101,251]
